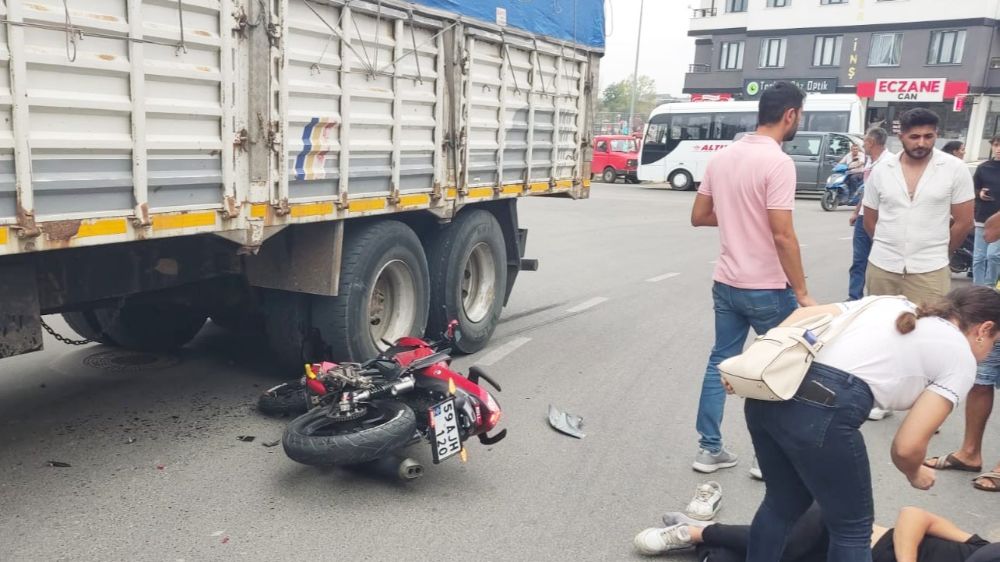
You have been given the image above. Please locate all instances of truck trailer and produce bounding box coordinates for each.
[0,0,604,365]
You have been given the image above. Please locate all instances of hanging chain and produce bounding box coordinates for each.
[40,319,92,346]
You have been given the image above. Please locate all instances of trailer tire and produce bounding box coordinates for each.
[62,311,116,345]
[426,210,507,354]
[92,301,208,352]
[311,220,430,362]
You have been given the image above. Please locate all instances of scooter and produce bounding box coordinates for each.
[821,163,863,212]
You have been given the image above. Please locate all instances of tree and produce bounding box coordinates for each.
[599,75,657,118]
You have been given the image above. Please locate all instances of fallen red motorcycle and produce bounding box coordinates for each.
[261,322,506,479]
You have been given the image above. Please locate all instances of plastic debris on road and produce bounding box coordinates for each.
[548,404,585,439]
[237,435,255,442]
[46,461,71,468]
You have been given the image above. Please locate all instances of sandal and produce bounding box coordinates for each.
[923,453,982,472]
[972,472,1000,492]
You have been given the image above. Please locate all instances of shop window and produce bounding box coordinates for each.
[759,38,787,69]
[720,41,745,70]
[813,36,843,67]
[928,30,966,65]
[767,0,790,6]
[820,0,847,4]
[869,33,902,67]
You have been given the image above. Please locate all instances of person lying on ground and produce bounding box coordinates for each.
[634,503,992,561]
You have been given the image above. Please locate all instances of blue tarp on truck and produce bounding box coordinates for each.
[413,0,605,49]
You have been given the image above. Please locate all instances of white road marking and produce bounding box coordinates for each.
[799,244,809,248]
[477,337,532,366]
[708,260,718,265]
[566,297,609,313]
[646,272,681,283]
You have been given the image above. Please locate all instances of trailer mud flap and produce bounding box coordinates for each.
[0,264,42,358]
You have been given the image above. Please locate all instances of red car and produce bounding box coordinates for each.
[591,135,640,184]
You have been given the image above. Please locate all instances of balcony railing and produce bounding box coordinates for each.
[691,7,717,18]
[688,64,712,73]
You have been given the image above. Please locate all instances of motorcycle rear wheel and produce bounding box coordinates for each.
[821,191,838,212]
[282,400,417,466]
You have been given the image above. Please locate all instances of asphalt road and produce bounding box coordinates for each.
[1,183,998,561]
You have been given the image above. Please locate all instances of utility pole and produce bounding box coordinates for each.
[626,0,645,135]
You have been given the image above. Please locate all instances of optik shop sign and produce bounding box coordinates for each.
[743,78,837,98]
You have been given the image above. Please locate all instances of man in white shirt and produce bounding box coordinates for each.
[863,108,975,306]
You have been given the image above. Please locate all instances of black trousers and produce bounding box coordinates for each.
[696,504,828,562]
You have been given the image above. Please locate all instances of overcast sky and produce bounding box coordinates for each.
[600,0,694,96]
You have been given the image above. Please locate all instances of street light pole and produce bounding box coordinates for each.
[626,0,645,135]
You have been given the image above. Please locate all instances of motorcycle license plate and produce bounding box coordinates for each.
[429,398,462,464]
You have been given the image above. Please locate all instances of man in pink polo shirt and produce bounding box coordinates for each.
[690,82,815,474]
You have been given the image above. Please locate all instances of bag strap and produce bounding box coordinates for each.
[815,296,905,348]
[788,313,835,333]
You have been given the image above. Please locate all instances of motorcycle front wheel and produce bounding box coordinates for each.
[282,400,417,466]
[821,191,838,212]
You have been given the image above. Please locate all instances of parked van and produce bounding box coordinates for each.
[592,135,640,183]
[734,131,864,194]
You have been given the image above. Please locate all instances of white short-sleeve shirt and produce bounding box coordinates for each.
[863,149,974,274]
[815,297,977,411]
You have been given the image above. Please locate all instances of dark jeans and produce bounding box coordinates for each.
[697,503,828,562]
[745,363,876,562]
[849,216,872,300]
[697,282,797,453]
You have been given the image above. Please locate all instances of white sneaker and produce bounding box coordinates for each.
[868,407,892,421]
[749,456,763,480]
[662,511,713,528]
[633,524,694,555]
[684,481,722,521]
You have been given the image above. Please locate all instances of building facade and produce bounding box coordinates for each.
[684,0,1000,159]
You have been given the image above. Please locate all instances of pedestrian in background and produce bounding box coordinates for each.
[848,127,890,301]
[689,81,814,475]
[971,136,1000,286]
[743,287,1000,562]
[943,140,966,160]
[863,108,974,306]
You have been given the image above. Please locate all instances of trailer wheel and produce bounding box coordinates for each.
[426,210,507,354]
[92,301,208,352]
[62,311,116,345]
[311,221,430,362]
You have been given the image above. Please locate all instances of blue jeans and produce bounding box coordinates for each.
[849,216,872,300]
[696,282,797,453]
[745,363,875,562]
[972,226,1000,286]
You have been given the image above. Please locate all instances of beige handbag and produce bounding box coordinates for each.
[719,297,896,401]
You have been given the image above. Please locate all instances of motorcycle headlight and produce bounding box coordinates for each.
[827,174,845,184]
